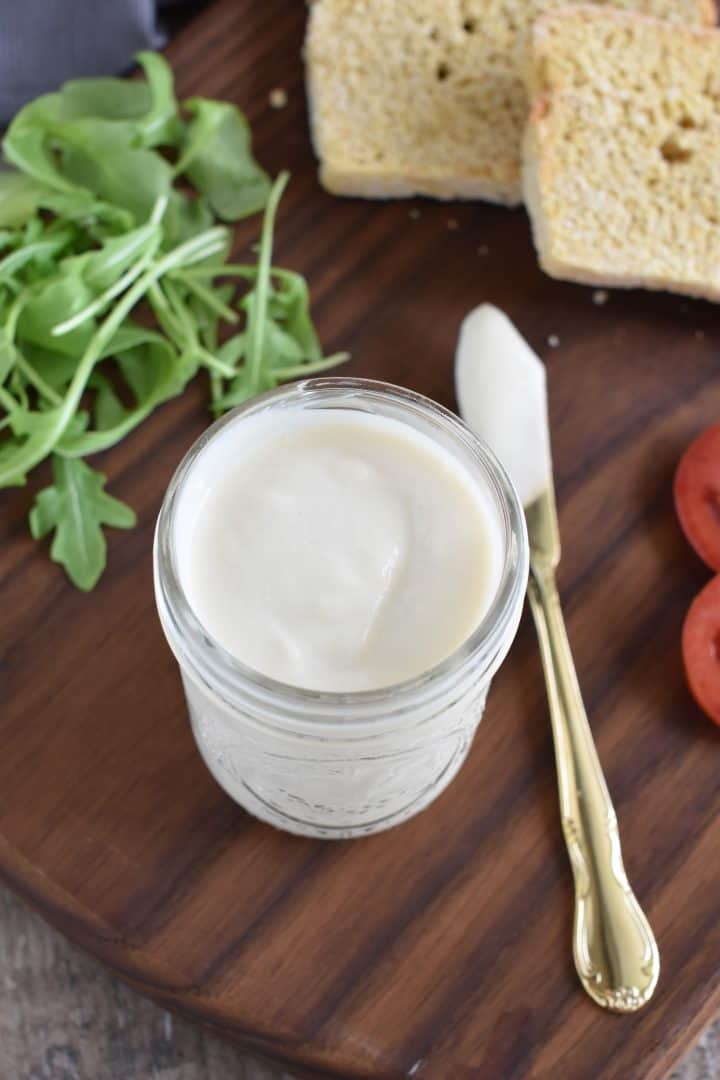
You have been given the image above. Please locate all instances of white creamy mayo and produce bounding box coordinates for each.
[455,304,552,507]
[173,407,504,693]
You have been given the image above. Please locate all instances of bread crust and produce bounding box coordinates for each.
[320,166,523,206]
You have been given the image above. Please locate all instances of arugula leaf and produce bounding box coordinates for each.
[21,343,85,392]
[135,52,180,147]
[0,172,51,228]
[0,230,75,282]
[61,131,172,224]
[1,405,65,486]
[29,455,136,590]
[38,190,135,232]
[60,52,180,146]
[3,124,79,194]
[162,191,215,249]
[0,440,29,486]
[270,270,323,361]
[17,278,97,357]
[17,55,177,149]
[181,99,271,221]
[59,77,151,122]
[90,372,126,430]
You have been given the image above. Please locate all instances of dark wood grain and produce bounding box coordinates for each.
[2,2,720,1078]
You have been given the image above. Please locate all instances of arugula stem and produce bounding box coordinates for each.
[209,370,222,414]
[147,282,184,337]
[147,280,172,315]
[171,271,239,323]
[4,292,28,342]
[0,237,71,281]
[197,348,236,378]
[84,221,155,280]
[163,279,196,339]
[161,279,237,377]
[0,386,20,413]
[245,172,289,393]
[52,238,160,337]
[15,353,63,405]
[9,370,29,411]
[176,264,255,280]
[269,351,350,379]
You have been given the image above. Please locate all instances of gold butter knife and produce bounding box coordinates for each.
[525,484,660,1011]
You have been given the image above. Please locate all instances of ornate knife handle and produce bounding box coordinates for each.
[527,567,660,1012]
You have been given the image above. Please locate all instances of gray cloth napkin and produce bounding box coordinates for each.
[0,0,171,125]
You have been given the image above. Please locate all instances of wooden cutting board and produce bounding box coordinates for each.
[2,2,720,1077]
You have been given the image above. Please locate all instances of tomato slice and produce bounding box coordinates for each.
[674,423,720,572]
[682,574,720,725]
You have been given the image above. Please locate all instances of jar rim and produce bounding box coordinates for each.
[154,378,529,722]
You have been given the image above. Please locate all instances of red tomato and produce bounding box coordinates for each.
[674,423,720,572]
[682,574,720,726]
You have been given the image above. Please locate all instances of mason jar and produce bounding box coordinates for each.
[154,378,528,839]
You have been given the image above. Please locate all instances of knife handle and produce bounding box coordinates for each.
[527,566,660,1012]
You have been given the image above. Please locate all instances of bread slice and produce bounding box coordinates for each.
[523,6,720,301]
[305,0,715,206]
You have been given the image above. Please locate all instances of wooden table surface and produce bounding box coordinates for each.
[0,884,716,1079]
[2,1,720,1078]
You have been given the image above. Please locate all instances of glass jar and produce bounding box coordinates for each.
[154,379,528,839]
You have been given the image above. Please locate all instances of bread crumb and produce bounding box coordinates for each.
[547,334,560,348]
[477,244,489,256]
[447,218,459,230]
[409,208,421,220]
[694,329,706,340]
[592,289,609,306]
[269,88,288,109]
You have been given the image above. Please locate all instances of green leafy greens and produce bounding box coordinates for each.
[29,457,136,590]
[0,52,347,589]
